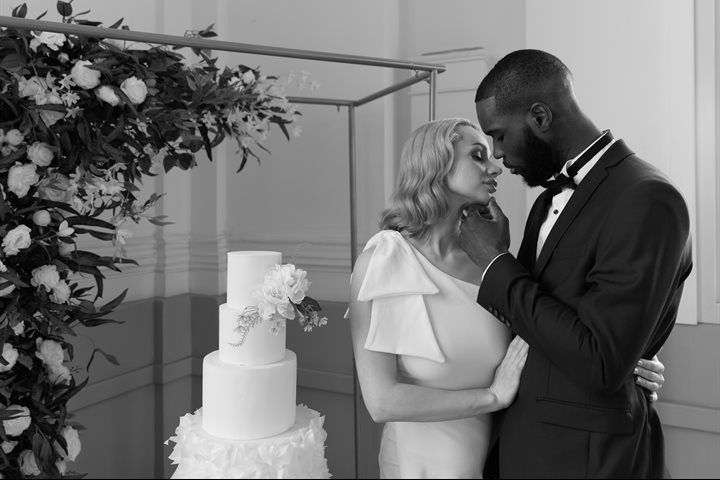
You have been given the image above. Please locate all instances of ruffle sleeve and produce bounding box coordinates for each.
[347,230,445,363]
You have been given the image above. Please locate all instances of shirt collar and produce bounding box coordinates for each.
[556,131,616,185]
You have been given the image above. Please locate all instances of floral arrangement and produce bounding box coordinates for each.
[231,264,328,347]
[0,2,307,477]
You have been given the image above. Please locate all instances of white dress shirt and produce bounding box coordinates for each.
[536,135,617,257]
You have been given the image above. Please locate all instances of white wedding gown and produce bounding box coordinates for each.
[352,230,511,478]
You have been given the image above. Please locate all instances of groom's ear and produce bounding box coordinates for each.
[526,102,552,134]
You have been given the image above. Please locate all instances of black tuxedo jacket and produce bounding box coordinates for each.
[478,139,692,478]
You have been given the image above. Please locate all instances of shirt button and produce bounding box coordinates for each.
[553,209,559,215]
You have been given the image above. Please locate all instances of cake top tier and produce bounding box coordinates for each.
[226,251,281,309]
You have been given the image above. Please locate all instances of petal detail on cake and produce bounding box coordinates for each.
[354,230,445,363]
[166,405,330,479]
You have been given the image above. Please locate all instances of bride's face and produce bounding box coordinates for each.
[446,125,501,205]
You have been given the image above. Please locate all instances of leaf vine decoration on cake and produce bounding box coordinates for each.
[229,306,264,347]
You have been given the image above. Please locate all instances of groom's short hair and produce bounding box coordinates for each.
[475,49,572,115]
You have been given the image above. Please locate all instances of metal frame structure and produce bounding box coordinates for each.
[0,15,445,477]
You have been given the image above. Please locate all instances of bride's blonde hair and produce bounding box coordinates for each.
[380,118,481,239]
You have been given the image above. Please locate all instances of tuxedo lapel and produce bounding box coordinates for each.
[518,190,552,271]
[532,140,635,278]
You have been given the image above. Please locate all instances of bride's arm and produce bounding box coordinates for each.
[348,249,528,424]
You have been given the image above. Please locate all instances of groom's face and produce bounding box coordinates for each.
[476,97,561,187]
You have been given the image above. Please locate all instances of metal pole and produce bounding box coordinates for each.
[354,71,431,107]
[429,69,438,121]
[286,96,354,107]
[0,16,446,74]
[347,105,361,478]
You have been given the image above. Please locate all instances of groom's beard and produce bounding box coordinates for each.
[517,126,564,187]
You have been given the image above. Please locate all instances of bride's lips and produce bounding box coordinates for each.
[484,180,497,192]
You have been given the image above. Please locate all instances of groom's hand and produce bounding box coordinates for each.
[459,197,510,272]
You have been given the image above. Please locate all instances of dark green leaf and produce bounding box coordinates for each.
[56,1,73,17]
[86,347,119,373]
[99,289,127,313]
[108,17,124,29]
[12,3,28,18]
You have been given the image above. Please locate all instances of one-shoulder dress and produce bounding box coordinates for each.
[349,230,511,478]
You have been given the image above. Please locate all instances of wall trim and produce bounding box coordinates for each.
[656,401,720,434]
[71,360,719,437]
[70,356,354,412]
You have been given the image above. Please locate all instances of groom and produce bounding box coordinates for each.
[459,49,692,478]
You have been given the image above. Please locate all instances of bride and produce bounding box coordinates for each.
[347,118,665,478]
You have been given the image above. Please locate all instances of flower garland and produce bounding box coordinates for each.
[0,2,310,477]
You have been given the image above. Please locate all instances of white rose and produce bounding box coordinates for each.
[58,53,69,64]
[29,31,66,52]
[0,283,15,297]
[37,172,73,203]
[48,363,71,385]
[95,85,120,106]
[7,163,39,198]
[241,70,256,85]
[0,343,18,372]
[32,210,51,226]
[18,449,41,476]
[35,338,64,367]
[27,142,54,167]
[11,321,24,336]
[4,129,24,146]
[50,280,71,304]
[1,440,17,454]
[59,426,81,461]
[31,264,60,292]
[0,260,15,297]
[17,76,44,98]
[70,60,101,89]
[2,224,32,256]
[120,76,148,105]
[2,405,31,436]
[34,90,65,126]
[58,242,74,257]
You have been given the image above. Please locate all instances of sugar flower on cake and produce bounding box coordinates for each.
[232,264,328,346]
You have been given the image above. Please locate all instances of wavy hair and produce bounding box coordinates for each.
[380,118,481,239]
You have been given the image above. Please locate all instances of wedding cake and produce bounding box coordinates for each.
[166,251,331,479]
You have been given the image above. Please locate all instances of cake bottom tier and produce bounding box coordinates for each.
[166,404,330,479]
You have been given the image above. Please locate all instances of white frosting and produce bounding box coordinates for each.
[202,350,297,440]
[226,251,281,308]
[167,404,330,479]
[219,251,286,366]
[218,304,286,365]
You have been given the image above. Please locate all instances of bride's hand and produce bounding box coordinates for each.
[488,336,529,409]
[635,355,665,403]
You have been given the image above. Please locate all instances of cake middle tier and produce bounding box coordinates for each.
[202,350,297,440]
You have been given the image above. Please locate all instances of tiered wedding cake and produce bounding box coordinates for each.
[166,252,330,479]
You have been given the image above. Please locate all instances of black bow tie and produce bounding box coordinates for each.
[542,131,613,196]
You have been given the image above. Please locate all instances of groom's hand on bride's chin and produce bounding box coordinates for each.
[460,203,510,271]
[459,198,511,271]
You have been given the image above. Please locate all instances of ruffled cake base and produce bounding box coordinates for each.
[166,404,331,479]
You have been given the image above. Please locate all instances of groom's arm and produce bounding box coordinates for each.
[477,180,691,393]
